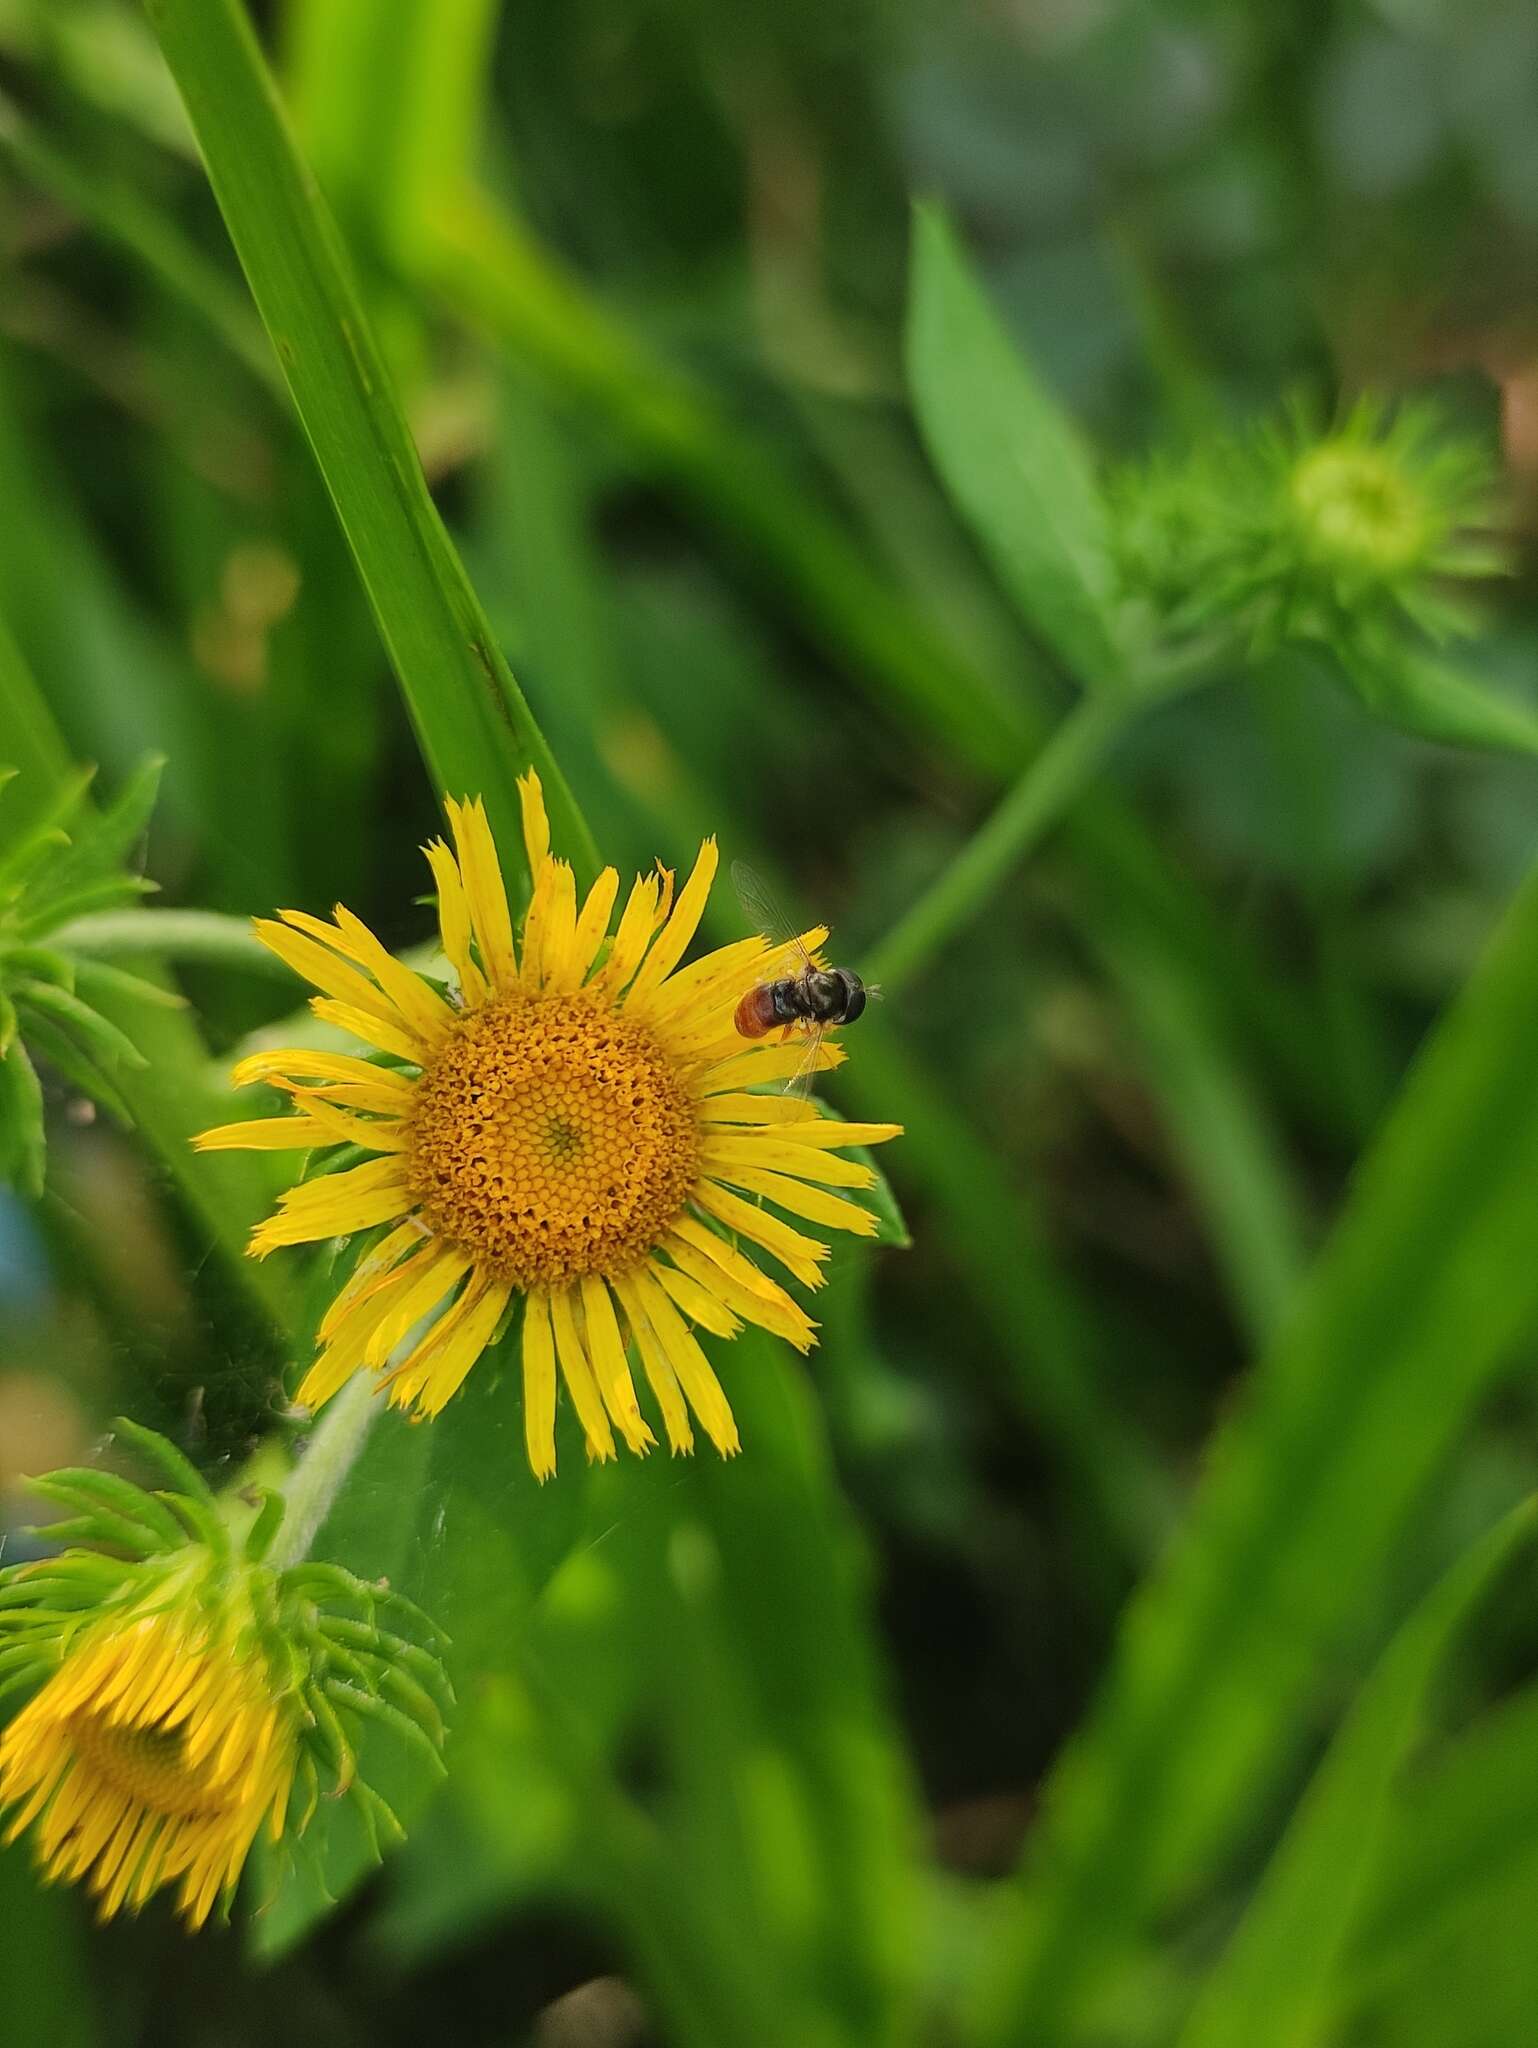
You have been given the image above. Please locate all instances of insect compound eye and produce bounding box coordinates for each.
[839,974,867,1024]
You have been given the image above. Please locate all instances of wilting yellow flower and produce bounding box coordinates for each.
[1,1576,296,1927]
[198,773,899,1476]
[0,1423,450,1928]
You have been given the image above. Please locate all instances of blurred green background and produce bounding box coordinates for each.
[6,1,1538,2044]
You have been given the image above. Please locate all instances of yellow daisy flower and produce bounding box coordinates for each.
[0,1423,450,1930]
[198,773,900,1477]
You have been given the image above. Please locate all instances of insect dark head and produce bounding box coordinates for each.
[837,970,867,1024]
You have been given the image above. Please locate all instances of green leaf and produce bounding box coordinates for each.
[1340,646,1538,757]
[142,0,597,884]
[53,908,290,979]
[906,204,1125,688]
[67,957,186,1012]
[0,1039,45,1198]
[16,757,164,931]
[1348,1678,1538,2005]
[1177,1499,1536,2048]
[976,841,1538,2042]
[0,1839,99,2048]
[11,1012,131,1127]
[13,981,148,1069]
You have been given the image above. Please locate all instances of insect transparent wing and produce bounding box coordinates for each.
[730,859,811,968]
[783,1021,826,1100]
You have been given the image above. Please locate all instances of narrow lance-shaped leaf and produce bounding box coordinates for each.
[906,203,1126,689]
[1177,1499,1537,2048]
[142,0,597,883]
[1339,644,1538,759]
[976,837,1538,2043]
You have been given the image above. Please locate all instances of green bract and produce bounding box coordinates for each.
[0,1419,453,1881]
[0,760,177,1194]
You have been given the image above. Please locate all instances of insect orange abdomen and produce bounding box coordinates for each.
[734,986,778,1039]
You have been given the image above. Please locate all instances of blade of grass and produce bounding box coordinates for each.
[142,0,597,883]
[975,840,1538,2042]
[1347,1677,1538,2005]
[1096,921,1308,1347]
[1177,1500,1536,2048]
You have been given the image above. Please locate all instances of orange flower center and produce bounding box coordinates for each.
[67,1715,233,1820]
[405,993,699,1288]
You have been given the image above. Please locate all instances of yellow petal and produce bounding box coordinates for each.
[424,837,488,1007]
[530,860,578,992]
[660,1228,815,1351]
[705,1165,876,1238]
[692,1182,831,1288]
[310,998,425,1064]
[317,1221,431,1340]
[589,871,660,997]
[386,1274,510,1417]
[362,1247,473,1366]
[649,1260,742,1339]
[249,1157,414,1255]
[192,1116,329,1152]
[694,1039,845,1096]
[549,1285,616,1463]
[231,1049,405,1092]
[254,919,406,1032]
[570,867,620,985]
[579,1273,654,1454]
[323,904,456,1043]
[304,1073,418,1117]
[612,1271,693,1456]
[521,1291,558,1480]
[640,933,766,1019]
[701,1135,874,1189]
[757,1119,902,1149]
[292,1092,409,1151]
[517,769,550,877]
[696,1093,820,1126]
[623,838,718,1009]
[447,796,518,993]
[628,1264,739,1457]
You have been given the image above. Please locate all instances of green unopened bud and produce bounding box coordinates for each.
[1112,395,1510,661]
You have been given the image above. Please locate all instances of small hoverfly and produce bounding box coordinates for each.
[731,859,871,1093]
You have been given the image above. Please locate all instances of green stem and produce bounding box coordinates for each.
[866,691,1132,995]
[54,907,291,977]
[269,1373,380,1571]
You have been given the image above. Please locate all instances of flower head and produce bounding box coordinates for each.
[1112,395,1509,658]
[198,775,900,1477]
[0,1422,449,1928]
